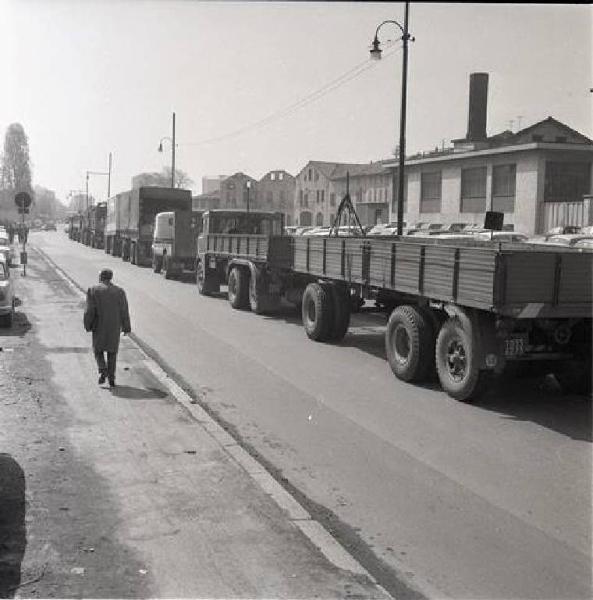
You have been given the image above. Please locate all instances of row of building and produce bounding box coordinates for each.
[192,73,593,235]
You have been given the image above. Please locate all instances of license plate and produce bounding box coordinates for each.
[504,334,528,357]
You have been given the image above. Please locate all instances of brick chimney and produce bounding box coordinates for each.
[466,72,489,141]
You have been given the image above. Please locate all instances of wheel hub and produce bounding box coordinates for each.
[394,324,410,364]
[446,339,467,381]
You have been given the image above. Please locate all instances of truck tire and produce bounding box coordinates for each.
[326,283,350,342]
[435,318,487,402]
[248,272,279,315]
[302,282,332,342]
[196,260,219,296]
[553,360,592,396]
[385,305,434,383]
[122,240,129,262]
[228,267,249,309]
[152,254,162,273]
[162,255,174,280]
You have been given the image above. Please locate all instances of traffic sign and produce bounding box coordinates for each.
[14,191,32,208]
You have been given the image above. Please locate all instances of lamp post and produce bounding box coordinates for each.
[246,180,252,213]
[370,1,412,236]
[158,112,176,188]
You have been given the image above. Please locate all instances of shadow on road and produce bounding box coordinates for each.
[479,377,592,442]
[0,312,31,338]
[109,385,168,400]
[0,454,26,599]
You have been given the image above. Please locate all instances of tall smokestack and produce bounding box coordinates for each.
[466,72,488,141]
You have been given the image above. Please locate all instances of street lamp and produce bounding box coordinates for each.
[246,180,251,213]
[370,2,412,236]
[158,112,176,188]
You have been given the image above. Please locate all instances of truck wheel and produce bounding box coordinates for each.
[435,318,487,402]
[326,283,350,342]
[553,360,592,396]
[162,255,173,280]
[385,305,433,382]
[228,267,249,309]
[196,261,219,295]
[152,254,162,273]
[302,282,332,341]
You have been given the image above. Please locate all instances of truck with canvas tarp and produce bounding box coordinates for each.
[104,187,191,266]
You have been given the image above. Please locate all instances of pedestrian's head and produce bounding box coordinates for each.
[99,268,113,283]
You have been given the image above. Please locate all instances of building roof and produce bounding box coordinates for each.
[298,160,392,181]
[385,116,593,169]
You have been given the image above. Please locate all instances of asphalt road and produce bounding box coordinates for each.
[32,231,592,599]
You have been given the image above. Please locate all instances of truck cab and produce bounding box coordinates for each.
[152,210,203,279]
[195,210,287,307]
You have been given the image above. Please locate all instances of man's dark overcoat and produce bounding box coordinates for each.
[84,282,131,352]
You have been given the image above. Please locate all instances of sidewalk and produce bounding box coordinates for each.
[0,248,390,599]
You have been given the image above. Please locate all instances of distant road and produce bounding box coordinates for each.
[33,230,592,599]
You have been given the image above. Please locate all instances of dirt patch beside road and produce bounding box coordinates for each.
[0,261,152,598]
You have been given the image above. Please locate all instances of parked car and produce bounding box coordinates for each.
[0,256,15,327]
[0,234,14,266]
[573,238,593,250]
[284,226,300,235]
[544,225,581,238]
[474,231,528,243]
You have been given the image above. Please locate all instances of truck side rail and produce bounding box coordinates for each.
[292,236,593,317]
[199,234,292,268]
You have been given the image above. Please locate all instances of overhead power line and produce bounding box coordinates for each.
[180,42,402,148]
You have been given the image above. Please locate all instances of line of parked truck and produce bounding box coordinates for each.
[67,186,593,402]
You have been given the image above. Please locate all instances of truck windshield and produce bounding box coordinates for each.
[210,214,282,235]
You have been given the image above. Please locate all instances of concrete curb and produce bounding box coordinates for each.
[32,245,393,598]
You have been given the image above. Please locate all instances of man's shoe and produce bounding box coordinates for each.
[108,377,116,388]
[98,373,107,385]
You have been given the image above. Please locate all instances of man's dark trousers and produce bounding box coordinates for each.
[94,349,117,379]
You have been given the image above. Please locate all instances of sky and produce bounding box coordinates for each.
[0,1,591,204]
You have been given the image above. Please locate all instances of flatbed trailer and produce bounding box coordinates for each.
[196,211,592,401]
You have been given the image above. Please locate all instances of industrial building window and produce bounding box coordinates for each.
[299,190,303,206]
[315,212,323,226]
[492,164,516,212]
[270,173,276,181]
[330,193,336,206]
[460,166,487,212]
[278,172,284,181]
[544,161,591,203]
[304,192,309,206]
[267,191,273,204]
[321,190,325,203]
[279,190,286,204]
[420,171,442,213]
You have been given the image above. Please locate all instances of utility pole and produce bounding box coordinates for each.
[396,1,410,237]
[108,152,112,197]
[171,112,176,188]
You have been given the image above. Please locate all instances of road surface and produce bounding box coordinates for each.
[32,230,592,599]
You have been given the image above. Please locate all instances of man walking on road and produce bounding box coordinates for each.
[84,268,131,387]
